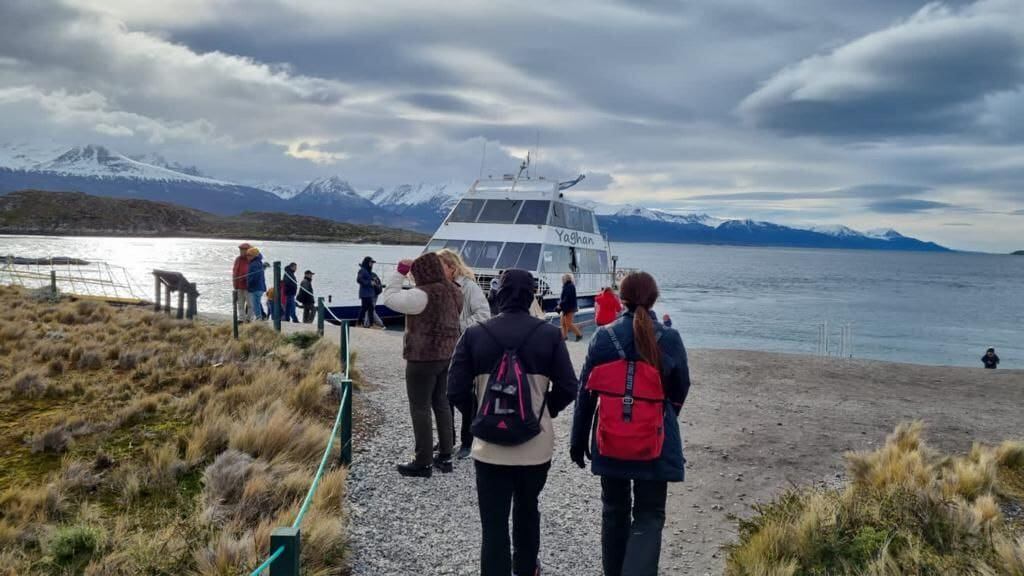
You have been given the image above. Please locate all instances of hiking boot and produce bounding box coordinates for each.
[434,456,453,473]
[575,334,583,342]
[396,462,432,478]
[456,444,472,460]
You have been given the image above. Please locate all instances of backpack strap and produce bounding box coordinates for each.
[605,327,626,359]
[477,319,546,352]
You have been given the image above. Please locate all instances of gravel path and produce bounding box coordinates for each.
[294,323,1024,576]
[344,327,611,576]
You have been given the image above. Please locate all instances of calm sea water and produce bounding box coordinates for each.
[1,235,1020,368]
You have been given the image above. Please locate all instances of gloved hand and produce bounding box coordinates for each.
[569,444,589,469]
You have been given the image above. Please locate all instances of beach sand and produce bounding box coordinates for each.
[284,322,1024,575]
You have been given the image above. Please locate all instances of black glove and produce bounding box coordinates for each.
[569,444,589,469]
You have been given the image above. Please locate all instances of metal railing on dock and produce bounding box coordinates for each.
[248,320,354,576]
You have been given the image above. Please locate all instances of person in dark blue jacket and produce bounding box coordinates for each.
[356,256,376,328]
[281,262,299,322]
[570,271,690,576]
[245,248,268,320]
[558,273,583,341]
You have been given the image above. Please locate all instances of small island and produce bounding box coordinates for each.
[0,190,429,245]
[1013,250,1024,255]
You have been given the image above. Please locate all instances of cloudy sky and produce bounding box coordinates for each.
[1,0,1022,251]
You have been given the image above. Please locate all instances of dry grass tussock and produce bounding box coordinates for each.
[0,286,350,574]
[726,421,1024,575]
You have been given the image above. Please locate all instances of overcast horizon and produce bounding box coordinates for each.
[1,0,1022,252]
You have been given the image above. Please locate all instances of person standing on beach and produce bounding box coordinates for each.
[233,243,252,322]
[448,269,578,576]
[298,270,316,323]
[281,262,300,323]
[595,286,623,327]
[982,348,1000,369]
[558,273,583,341]
[380,252,462,477]
[570,271,690,576]
[368,269,386,329]
[246,247,268,321]
[357,256,377,328]
[437,248,491,459]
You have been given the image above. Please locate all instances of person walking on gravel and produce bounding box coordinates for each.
[356,256,377,328]
[380,252,462,478]
[558,273,583,341]
[448,269,579,576]
[570,271,691,576]
[437,248,491,459]
[298,270,316,323]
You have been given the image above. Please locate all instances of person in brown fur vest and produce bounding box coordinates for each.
[380,251,463,477]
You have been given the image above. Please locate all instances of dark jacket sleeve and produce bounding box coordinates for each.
[357,267,371,288]
[570,331,604,451]
[660,329,691,412]
[447,330,476,408]
[546,330,579,418]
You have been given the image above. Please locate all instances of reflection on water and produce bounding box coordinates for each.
[1,235,1021,368]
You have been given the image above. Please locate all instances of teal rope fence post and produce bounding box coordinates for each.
[339,321,349,376]
[272,261,281,332]
[269,528,300,576]
[317,297,325,336]
[232,290,239,340]
[341,379,352,466]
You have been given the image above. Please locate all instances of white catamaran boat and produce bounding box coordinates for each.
[329,161,624,324]
[424,165,619,314]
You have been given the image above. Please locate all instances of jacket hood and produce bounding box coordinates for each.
[496,269,536,312]
[360,256,374,269]
[411,252,446,285]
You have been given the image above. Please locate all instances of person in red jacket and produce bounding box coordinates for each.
[594,286,623,327]
[232,243,252,322]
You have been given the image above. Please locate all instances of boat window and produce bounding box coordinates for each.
[579,209,595,233]
[425,239,446,252]
[516,243,542,270]
[496,242,525,269]
[541,245,573,273]
[475,242,504,269]
[549,202,567,227]
[515,200,550,225]
[461,241,486,266]
[477,199,523,223]
[447,199,485,223]
[579,248,602,273]
[565,205,582,230]
[597,250,608,272]
[443,239,465,253]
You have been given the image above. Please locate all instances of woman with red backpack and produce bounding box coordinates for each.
[570,271,691,576]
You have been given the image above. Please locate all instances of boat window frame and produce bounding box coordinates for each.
[461,240,486,266]
[446,199,486,223]
[496,242,525,269]
[477,199,525,224]
[475,241,504,269]
[514,200,551,225]
[516,243,542,271]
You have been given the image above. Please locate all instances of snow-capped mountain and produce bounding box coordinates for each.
[128,152,206,178]
[609,205,720,226]
[287,176,400,225]
[363,182,465,231]
[0,144,282,215]
[805,224,865,238]
[30,145,231,184]
[257,183,304,200]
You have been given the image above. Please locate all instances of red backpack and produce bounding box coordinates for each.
[585,327,665,461]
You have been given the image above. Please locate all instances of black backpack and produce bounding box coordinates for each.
[471,321,548,446]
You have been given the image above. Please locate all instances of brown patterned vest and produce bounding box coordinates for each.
[403,253,463,361]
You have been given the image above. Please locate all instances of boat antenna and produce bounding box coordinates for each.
[478,140,487,180]
[509,153,529,195]
[534,129,540,177]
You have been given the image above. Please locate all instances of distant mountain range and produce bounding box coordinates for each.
[0,143,951,251]
[0,190,427,244]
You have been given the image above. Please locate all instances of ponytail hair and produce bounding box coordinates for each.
[618,271,660,372]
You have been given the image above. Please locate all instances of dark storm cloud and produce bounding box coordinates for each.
[868,199,954,214]
[738,0,1024,140]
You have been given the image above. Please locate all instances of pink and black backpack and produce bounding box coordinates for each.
[471,321,548,446]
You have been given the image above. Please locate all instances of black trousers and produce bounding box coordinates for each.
[600,478,668,576]
[405,360,454,466]
[451,397,474,449]
[301,304,316,323]
[475,460,551,576]
[358,297,374,327]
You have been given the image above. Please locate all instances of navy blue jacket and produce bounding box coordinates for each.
[570,311,691,482]
[559,281,578,313]
[282,269,298,298]
[247,255,267,293]
[357,265,375,299]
